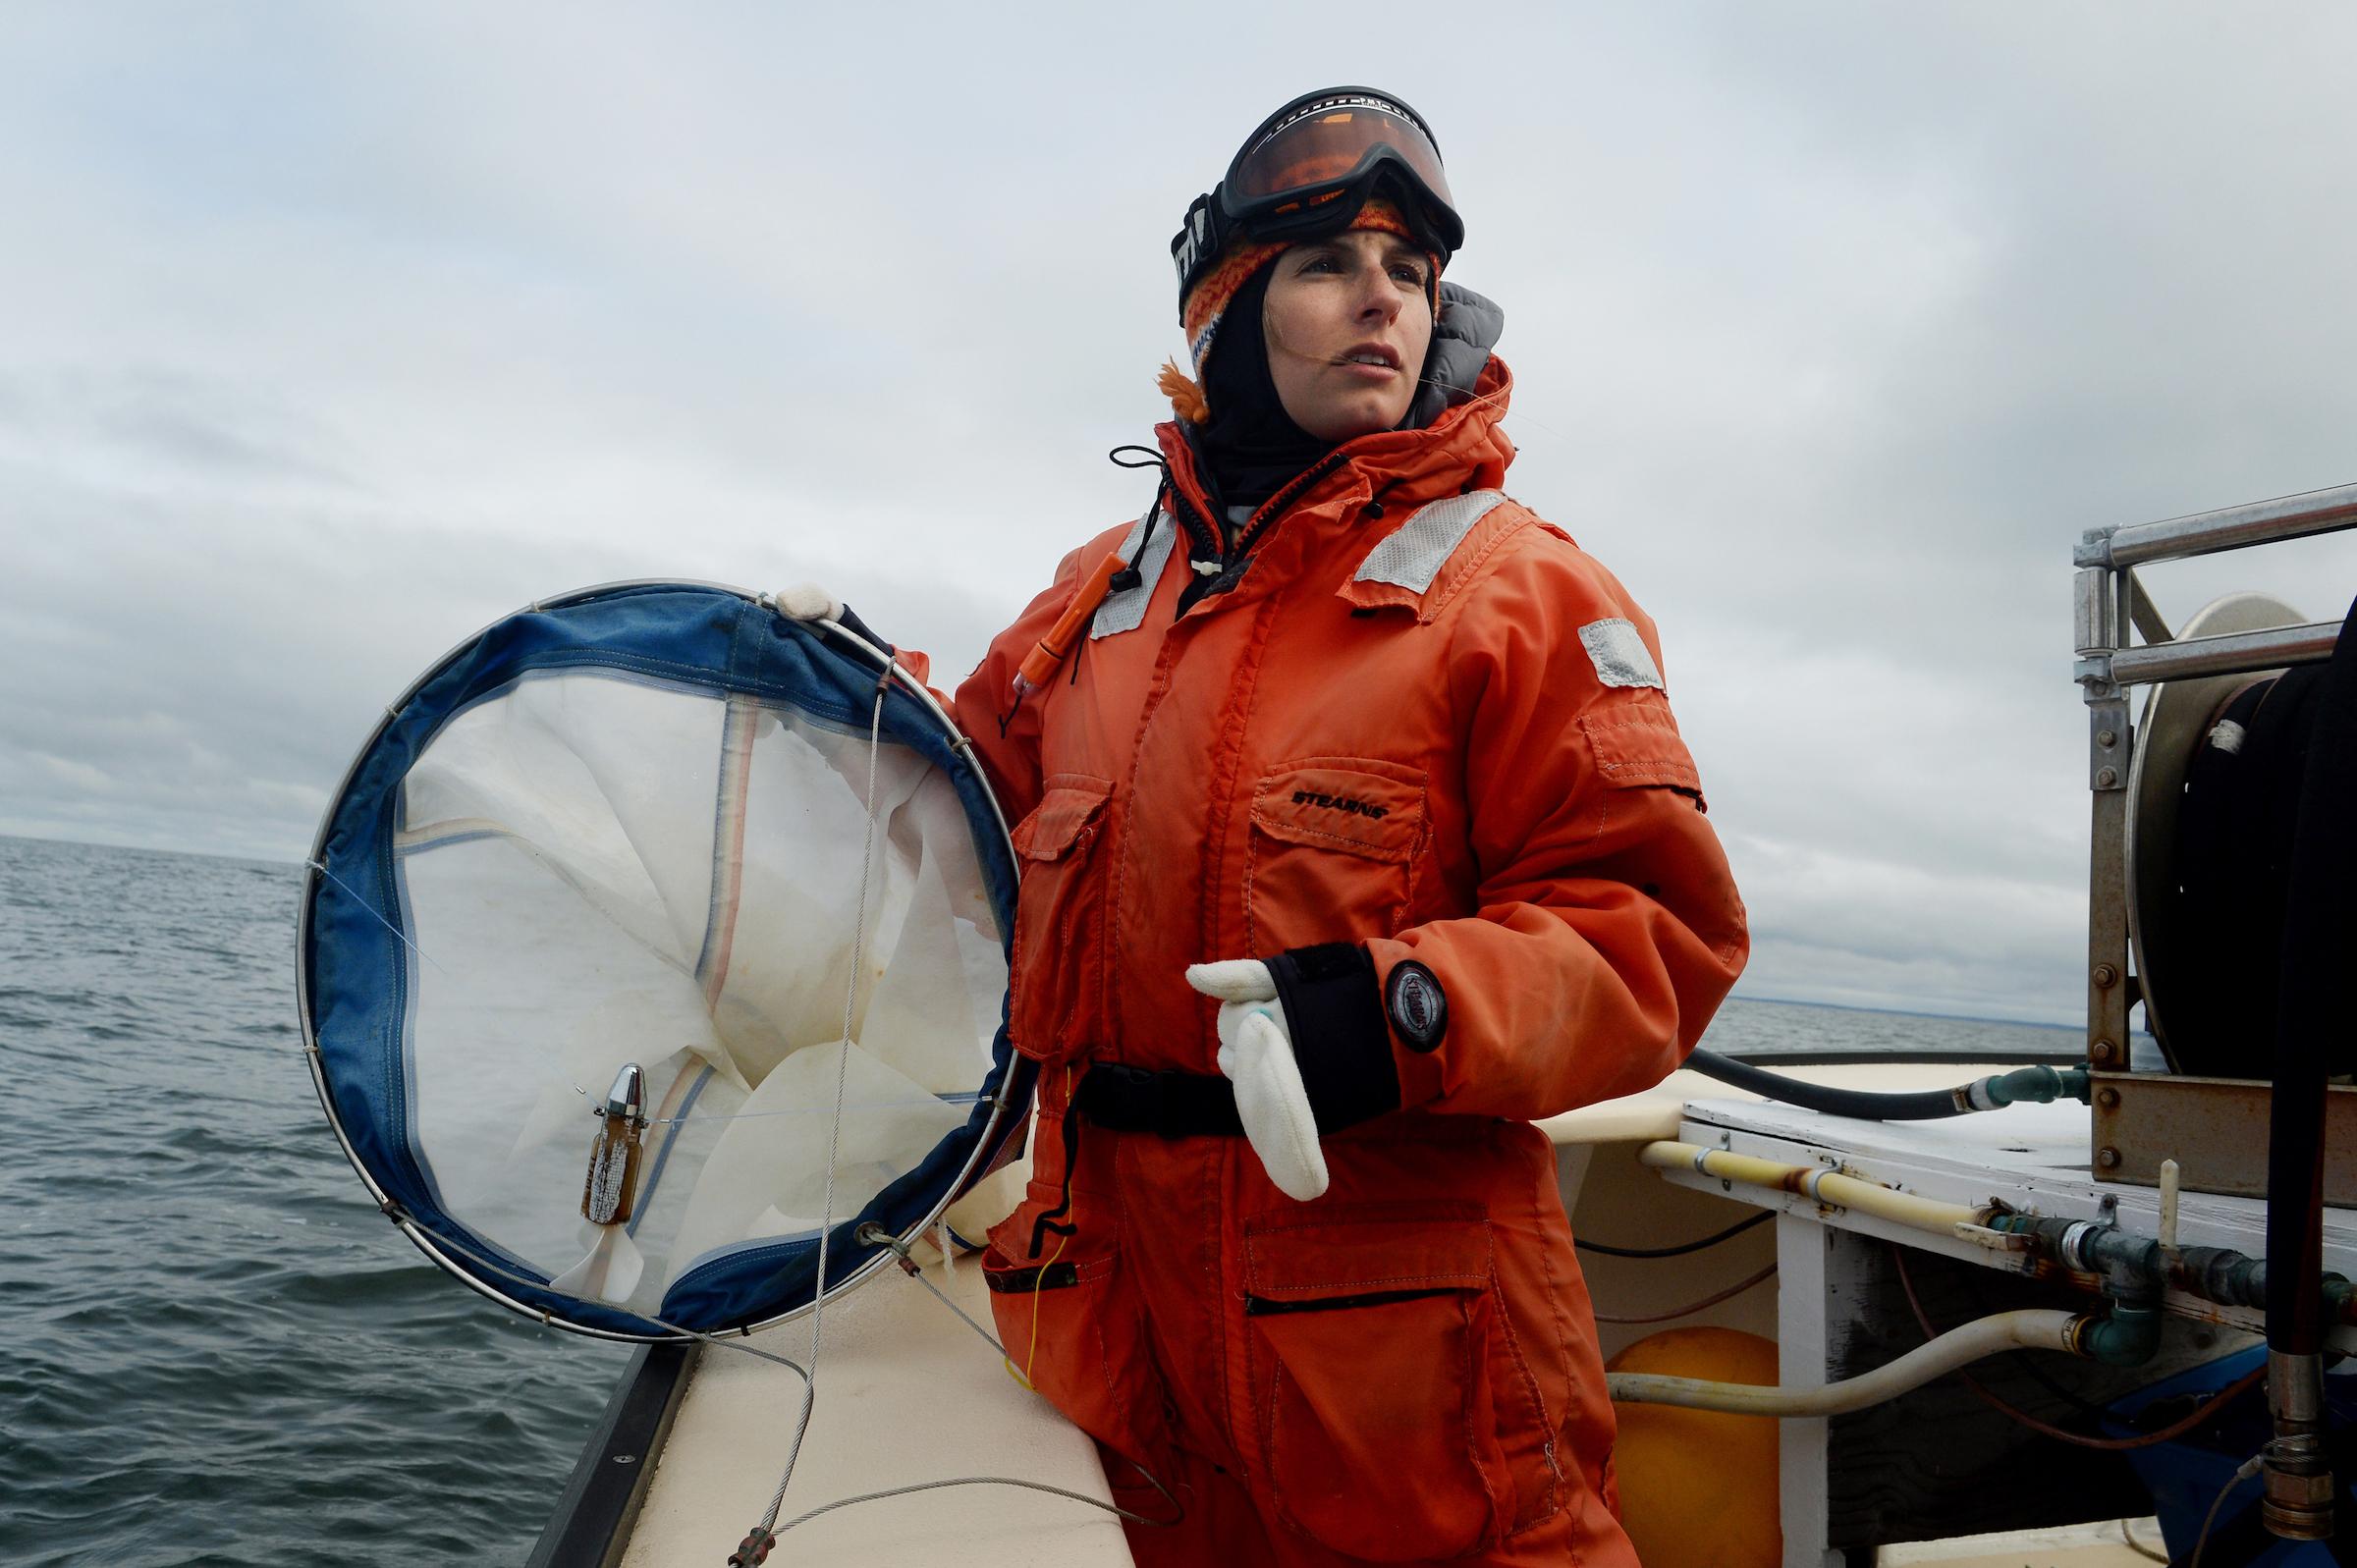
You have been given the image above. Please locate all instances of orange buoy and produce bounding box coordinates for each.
[1607,1327,1781,1568]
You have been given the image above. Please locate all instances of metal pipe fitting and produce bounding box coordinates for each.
[2264,1351,2335,1540]
[2057,1219,2105,1273]
[2076,568,2115,657]
[1961,1065,2092,1113]
[2067,1264,2165,1368]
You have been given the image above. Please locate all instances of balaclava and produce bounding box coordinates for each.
[1157,199,1442,512]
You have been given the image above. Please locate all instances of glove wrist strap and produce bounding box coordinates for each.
[1265,943,1401,1132]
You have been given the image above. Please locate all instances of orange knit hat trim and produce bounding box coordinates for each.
[1161,198,1440,424]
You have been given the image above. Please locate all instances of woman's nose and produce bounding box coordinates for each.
[1354,270,1401,322]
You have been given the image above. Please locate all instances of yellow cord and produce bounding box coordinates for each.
[1005,1066,1075,1393]
[1003,1226,1069,1391]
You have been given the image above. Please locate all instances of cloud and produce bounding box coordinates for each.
[5,2,2355,1020]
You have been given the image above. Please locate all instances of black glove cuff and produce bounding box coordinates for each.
[1265,943,1400,1133]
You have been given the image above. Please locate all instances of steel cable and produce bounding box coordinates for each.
[752,671,892,1541]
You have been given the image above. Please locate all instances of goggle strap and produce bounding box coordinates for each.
[1173,194,1219,297]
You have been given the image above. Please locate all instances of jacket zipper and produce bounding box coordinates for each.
[1232,452,1349,561]
[1172,451,1353,617]
[1159,438,1227,564]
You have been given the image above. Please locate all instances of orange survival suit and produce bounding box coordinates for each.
[949,359,1748,1567]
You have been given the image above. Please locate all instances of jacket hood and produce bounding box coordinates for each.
[1407,283,1505,428]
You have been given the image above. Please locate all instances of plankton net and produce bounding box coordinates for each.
[299,584,1027,1338]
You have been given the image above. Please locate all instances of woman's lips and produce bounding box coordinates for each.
[1333,351,1402,381]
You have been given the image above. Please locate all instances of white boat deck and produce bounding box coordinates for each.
[618,1251,1129,1567]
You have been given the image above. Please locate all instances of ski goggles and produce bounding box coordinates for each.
[1172,86,1463,314]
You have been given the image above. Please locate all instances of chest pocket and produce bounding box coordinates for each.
[1009,777,1114,1060]
[1245,760,1426,955]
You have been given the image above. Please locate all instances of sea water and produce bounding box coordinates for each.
[2,836,631,1566]
[0,834,2076,1565]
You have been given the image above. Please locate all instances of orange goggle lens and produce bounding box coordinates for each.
[1230,100,1453,216]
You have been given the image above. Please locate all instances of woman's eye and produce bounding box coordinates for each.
[1392,265,1427,286]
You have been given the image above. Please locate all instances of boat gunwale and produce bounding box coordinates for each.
[527,1339,699,1568]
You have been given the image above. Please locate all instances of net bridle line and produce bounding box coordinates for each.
[750,662,893,1539]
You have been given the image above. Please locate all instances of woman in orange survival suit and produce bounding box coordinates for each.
[953,87,1747,1566]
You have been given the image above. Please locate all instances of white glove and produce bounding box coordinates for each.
[774,582,843,621]
[1186,958,1329,1202]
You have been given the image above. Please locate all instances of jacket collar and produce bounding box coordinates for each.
[1154,356,1517,545]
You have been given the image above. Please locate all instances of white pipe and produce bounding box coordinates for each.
[1638,1141,1984,1236]
[2160,1159,2182,1252]
[1608,1309,2084,1418]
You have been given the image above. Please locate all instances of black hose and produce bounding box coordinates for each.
[2268,593,2357,1359]
[1575,1210,1773,1260]
[1686,1049,1971,1120]
[2255,594,2357,1541]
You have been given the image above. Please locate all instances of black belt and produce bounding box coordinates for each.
[1075,1062,1245,1138]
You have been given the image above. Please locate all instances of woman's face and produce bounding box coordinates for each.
[1261,229,1436,442]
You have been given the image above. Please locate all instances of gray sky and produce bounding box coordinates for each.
[5,3,2355,1024]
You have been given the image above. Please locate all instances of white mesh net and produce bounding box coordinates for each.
[387,669,1005,1317]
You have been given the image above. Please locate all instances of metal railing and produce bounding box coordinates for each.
[2077,481,2357,571]
[2073,482,2356,1073]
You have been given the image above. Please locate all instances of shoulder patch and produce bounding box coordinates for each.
[1353,490,1509,593]
[1577,617,1664,690]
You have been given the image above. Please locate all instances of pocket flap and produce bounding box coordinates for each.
[1011,779,1112,862]
[981,1249,1111,1294]
[1251,762,1425,861]
[1579,699,1703,799]
[1243,1204,1490,1300]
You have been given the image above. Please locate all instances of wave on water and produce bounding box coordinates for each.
[0,835,630,1568]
